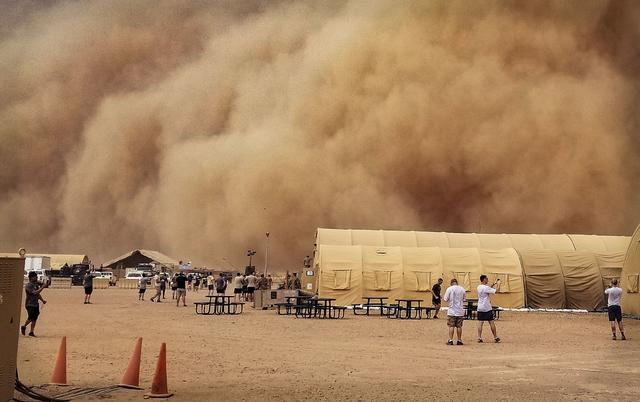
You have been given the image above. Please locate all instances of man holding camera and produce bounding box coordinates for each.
[21,271,48,337]
[605,279,625,340]
[477,275,501,343]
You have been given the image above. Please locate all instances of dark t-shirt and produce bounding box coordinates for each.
[432,283,441,298]
[214,276,225,289]
[176,275,187,289]
[25,282,40,308]
[83,273,94,288]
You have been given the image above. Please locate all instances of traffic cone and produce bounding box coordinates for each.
[118,337,143,389]
[50,336,68,385]
[144,343,173,398]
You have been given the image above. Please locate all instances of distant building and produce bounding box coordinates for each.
[102,249,179,275]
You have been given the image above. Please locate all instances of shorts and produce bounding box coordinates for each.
[608,305,623,322]
[139,288,146,294]
[176,288,186,297]
[171,286,177,291]
[208,285,214,290]
[85,286,93,295]
[447,316,464,328]
[477,311,494,321]
[242,286,247,294]
[234,288,242,294]
[432,297,441,306]
[247,287,255,294]
[216,288,225,294]
[26,306,40,322]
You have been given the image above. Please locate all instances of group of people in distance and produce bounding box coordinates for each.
[232,272,272,302]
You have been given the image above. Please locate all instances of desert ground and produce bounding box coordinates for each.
[15,287,640,401]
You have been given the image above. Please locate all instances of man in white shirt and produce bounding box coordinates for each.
[150,274,162,303]
[605,279,625,340]
[443,278,467,345]
[246,273,257,302]
[477,275,500,343]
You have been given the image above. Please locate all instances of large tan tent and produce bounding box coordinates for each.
[621,225,640,315]
[310,228,631,310]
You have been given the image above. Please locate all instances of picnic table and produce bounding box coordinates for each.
[465,299,478,320]
[194,295,244,315]
[295,297,346,319]
[274,295,311,315]
[388,298,425,319]
[353,296,388,316]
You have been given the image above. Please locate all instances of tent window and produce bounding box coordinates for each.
[328,269,352,290]
[364,270,392,290]
[412,271,432,292]
[628,274,639,293]
[491,273,511,293]
[453,272,471,291]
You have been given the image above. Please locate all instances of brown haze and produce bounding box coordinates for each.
[1,0,639,269]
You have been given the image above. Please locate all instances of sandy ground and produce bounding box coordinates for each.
[14,287,640,401]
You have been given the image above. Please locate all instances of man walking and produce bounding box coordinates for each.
[432,278,443,319]
[443,278,466,345]
[176,272,187,307]
[150,274,162,302]
[21,272,47,337]
[477,275,501,343]
[605,279,625,340]
[83,269,96,304]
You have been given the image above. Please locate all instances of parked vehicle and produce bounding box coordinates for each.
[97,271,117,286]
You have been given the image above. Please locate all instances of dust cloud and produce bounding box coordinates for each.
[1,0,638,269]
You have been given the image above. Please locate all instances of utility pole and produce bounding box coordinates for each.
[264,232,270,275]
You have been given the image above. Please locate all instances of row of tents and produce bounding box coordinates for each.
[308,228,640,314]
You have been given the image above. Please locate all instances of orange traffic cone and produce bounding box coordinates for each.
[50,336,68,385]
[145,343,173,398]
[118,337,143,389]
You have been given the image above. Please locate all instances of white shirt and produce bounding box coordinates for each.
[233,276,244,289]
[604,286,622,306]
[443,285,466,317]
[477,284,497,312]
[246,275,257,288]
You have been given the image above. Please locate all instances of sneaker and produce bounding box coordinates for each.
[21,326,26,336]
[621,334,626,341]
[456,340,464,345]
[447,340,454,345]
[612,334,617,340]
[494,337,501,343]
[477,338,483,343]
[433,316,439,319]
[28,332,36,337]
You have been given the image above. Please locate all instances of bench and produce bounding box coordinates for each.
[352,303,386,316]
[330,306,347,319]
[274,302,294,315]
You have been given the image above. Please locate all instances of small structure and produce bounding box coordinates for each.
[102,249,179,277]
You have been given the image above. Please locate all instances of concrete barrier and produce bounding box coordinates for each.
[118,279,140,289]
[92,277,110,289]
[49,278,72,289]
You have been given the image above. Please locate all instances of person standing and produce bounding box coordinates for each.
[150,274,162,302]
[267,274,273,290]
[176,272,187,307]
[241,274,248,301]
[171,274,178,299]
[160,273,167,299]
[605,279,626,340]
[215,273,227,296]
[83,270,96,304]
[207,273,215,296]
[233,273,244,302]
[303,255,312,269]
[138,275,147,301]
[477,275,501,343]
[443,278,466,345]
[246,272,257,302]
[291,272,301,290]
[21,271,47,337]
[431,278,443,319]
[257,274,269,291]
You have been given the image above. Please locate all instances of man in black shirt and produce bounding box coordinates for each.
[176,273,187,307]
[432,278,443,319]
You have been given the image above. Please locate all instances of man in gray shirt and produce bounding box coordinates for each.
[21,271,48,337]
[84,270,96,304]
[605,279,625,340]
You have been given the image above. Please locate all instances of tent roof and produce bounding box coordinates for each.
[0,253,90,269]
[316,228,630,253]
[102,249,179,267]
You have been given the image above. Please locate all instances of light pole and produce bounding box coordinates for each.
[246,249,256,273]
[264,232,270,275]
